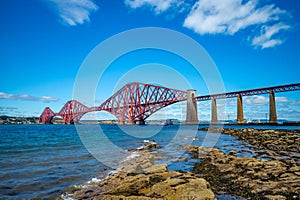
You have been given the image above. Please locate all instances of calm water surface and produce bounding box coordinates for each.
[0,124,298,199]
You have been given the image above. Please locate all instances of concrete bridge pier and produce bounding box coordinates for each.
[237,94,244,123]
[269,90,278,124]
[186,89,198,125]
[211,97,218,124]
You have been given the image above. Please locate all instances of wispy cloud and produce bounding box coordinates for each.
[244,95,268,105]
[0,92,59,103]
[243,95,289,105]
[251,23,290,49]
[0,106,18,111]
[0,106,19,116]
[49,0,99,26]
[125,0,186,14]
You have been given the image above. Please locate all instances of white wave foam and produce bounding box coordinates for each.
[87,177,102,184]
[125,151,139,160]
[143,139,156,144]
[107,169,117,176]
[137,145,145,150]
[61,193,74,200]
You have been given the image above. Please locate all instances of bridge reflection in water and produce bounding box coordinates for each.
[40,82,300,124]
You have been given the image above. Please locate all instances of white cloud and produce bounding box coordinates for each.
[49,0,98,26]
[291,100,300,106]
[275,96,288,103]
[184,0,287,35]
[40,96,60,102]
[243,95,289,105]
[244,95,268,105]
[125,0,185,14]
[0,92,13,99]
[124,0,291,49]
[179,0,290,48]
[251,23,290,49]
[0,92,59,102]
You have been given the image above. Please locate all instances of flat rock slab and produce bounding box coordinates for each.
[66,151,216,200]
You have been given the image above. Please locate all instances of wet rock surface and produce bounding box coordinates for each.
[189,146,300,199]
[192,127,300,199]
[200,127,300,166]
[65,151,215,200]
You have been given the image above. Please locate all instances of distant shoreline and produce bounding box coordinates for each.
[0,115,299,126]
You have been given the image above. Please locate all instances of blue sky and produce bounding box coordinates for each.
[0,0,299,121]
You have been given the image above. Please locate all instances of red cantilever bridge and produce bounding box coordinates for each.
[40,82,187,124]
[40,82,300,124]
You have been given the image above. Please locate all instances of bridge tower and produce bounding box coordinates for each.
[40,107,55,124]
[211,97,218,124]
[269,90,278,124]
[237,94,244,123]
[186,89,198,125]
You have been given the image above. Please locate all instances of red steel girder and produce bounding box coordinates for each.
[58,100,91,124]
[98,82,187,123]
[40,107,55,124]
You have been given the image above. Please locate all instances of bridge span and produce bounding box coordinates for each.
[40,82,300,124]
[196,83,300,124]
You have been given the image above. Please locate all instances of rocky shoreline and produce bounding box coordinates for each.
[63,150,215,200]
[62,128,300,200]
[192,127,300,199]
[187,145,299,199]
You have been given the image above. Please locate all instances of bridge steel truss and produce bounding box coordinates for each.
[196,83,300,101]
[39,82,300,124]
[40,107,55,124]
[98,82,187,124]
[39,82,187,124]
[58,100,91,124]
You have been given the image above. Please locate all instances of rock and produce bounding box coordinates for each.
[289,166,300,172]
[290,159,297,167]
[149,181,174,197]
[143,164,167,174]
[175,188,215,200]
[228,150,237,156]
[70,150,216,200]
[137,143,160,150]
[187,144,300,200]
[148,174,166,185]
[181,157,188,162]
[164,178,186,187]
[187,178,210,189]
[102,196,153,200]
[264,195,286,200]
[105,174,149,195]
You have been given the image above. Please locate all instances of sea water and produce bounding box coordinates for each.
[0,124,297,199]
